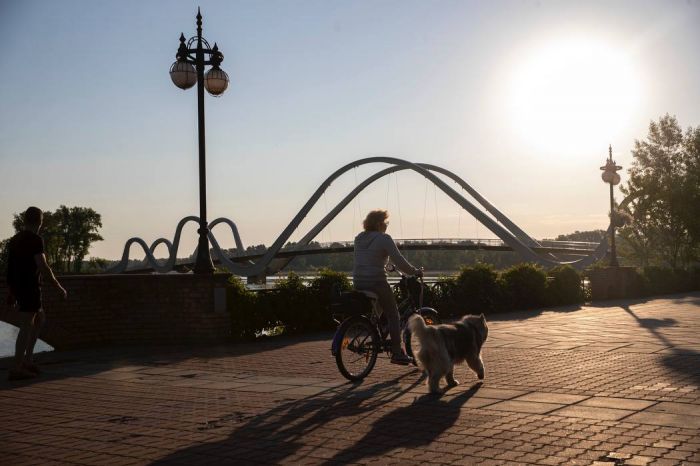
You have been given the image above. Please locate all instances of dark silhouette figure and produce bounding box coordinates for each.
[5,207,67,381]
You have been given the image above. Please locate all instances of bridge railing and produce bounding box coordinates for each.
[280,238,599,252]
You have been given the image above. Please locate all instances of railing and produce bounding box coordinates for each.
[124,238,600,273]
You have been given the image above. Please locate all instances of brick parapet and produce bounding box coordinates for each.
[0,274,232,350]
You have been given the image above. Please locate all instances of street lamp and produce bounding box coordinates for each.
[600,145,622,267]
[170,9,229,274]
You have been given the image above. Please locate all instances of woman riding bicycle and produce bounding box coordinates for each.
[353,209,423,365]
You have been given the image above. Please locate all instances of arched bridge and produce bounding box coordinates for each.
[107,157,613,277]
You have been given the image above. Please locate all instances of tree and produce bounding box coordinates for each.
[12,205,103,273]
[0,238,9,275]
[619,114,700,268]
[555,230,606,243]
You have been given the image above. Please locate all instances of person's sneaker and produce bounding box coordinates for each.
[7,368,37,381]
[23,362,41,375]
[390,352,414,366]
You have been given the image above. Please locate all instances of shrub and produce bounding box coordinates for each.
[227,275,271,340]
[546,265,583,305]
[227,270,353,339]
[642,267,696,295]
[501,263,547,310]
[453,263,504,313]
[427,277,459,317]
[306,269,352,332]
[273,272,312,334]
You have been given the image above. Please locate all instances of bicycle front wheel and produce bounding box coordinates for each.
[335,316,379,381]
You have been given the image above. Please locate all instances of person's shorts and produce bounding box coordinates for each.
[13,287,42,312]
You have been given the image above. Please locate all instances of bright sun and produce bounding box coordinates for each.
[507,38,642,155]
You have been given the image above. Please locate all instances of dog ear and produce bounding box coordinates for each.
[480,313,485,320]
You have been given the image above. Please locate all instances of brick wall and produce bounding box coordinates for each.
[1,274,231,350]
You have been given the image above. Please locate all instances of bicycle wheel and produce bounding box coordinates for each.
[335,316,379,381]
[404,310,441,361]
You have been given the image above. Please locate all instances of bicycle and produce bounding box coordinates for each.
[329,272,441,381]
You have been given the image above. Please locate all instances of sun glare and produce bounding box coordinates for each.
[507,38,642,155]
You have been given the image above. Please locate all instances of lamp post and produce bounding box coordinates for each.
[600,145,622,267]
[170,9,229,274]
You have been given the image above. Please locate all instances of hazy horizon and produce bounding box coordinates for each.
[2,0,699,261]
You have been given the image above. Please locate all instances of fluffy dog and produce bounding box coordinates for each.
[408,313,488,394]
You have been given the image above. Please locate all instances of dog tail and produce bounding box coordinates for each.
[408,314,429,340]
[408,314,441,361]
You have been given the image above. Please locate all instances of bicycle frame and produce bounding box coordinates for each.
[330,274,437,356]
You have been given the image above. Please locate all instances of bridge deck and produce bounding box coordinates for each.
[127,238,601,272]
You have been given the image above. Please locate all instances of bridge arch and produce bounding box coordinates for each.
[108,157,612,275]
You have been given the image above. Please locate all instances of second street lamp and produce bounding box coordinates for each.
[170,9,229,274]
[600,145,622,267]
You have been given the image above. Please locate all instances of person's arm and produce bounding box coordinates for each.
[34,253,67,299]
[383,235,422,276]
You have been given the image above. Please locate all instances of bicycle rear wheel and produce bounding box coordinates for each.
[404,310,441,361]
[335,316,379,381]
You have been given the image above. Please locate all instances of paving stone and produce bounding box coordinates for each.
[277,386,333,396]
[550,405,635,421]
[471,388,529,400]
[513,392,589,405]
[486,400,565,414]
[625,412,700,429]
[645,401,700,417]
[578,397,657,410]
[625,456,654,466]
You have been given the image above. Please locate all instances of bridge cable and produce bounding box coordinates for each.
[385,172,391,208]
[323,191,332,244]
[433,181,441,239]
[457,184,463,238]
[394,172,404,238]
[353,167,363,215]
[351,167,358,238]
[421,177,429,239]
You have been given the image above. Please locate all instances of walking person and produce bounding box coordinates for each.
[5,207,67,380]
[353,209,422,365]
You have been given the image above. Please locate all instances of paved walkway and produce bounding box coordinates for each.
[1,293,699,465]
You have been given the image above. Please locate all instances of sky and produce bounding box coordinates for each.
[1,0,699,261]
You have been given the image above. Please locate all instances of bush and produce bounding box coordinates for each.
[306,269,352,332]
[227,262,700,340]
[426,277,459,317]
[642,267,696,295]
[501,263,547,310]
[227,275,271,340]
[453,263,504,313]
[227,270,352,340]
[271,273,312,335]
[546,265,583,305]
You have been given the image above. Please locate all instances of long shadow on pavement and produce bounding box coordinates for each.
[620,304,700,385]
[322,382,483,465]
[150,375,481,465]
